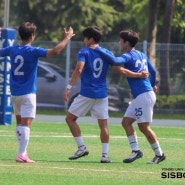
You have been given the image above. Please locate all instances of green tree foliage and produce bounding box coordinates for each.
[159,0,175,96]
[9,0,119,41]
[171,0,185,43]
[0,0,3,26]
[0,0,184,42]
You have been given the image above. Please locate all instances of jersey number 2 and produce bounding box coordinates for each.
[14,55,24,76]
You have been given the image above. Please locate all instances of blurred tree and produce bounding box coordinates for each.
[159,0,175,96]
[9,0,118,41]
[171,0,185,43]
[146,0,159,66]
[0,0,183,43]
[0,0,4,26]
[107,0,148,41]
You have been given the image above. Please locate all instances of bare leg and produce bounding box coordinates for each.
[66,112,89,160]
[98,119,109,143]
[138,122,164,157]
[98,119,111,163]
[138,122,157,144]
[65,112,81,137]
[122,117,143,163]
[122,117,136,136]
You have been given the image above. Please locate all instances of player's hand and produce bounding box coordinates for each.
[139,71,148,78]
[63,89,71,102]
[64,26,75,40]
[153,85,158,93]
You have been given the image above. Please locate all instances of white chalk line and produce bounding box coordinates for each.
[0,163,158,175]
[0,133,185,141]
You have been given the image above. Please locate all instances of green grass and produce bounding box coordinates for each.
[0,120,185,185]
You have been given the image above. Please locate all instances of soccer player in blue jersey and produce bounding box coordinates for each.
[95,30,166,164]
[0,22,75,163]
[63,26,148,163]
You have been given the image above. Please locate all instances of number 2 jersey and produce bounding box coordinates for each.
[77,46,121,99]
[0,45,47,96]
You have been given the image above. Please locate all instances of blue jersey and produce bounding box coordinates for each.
[120,50,156,98]
[78,46,120,98]
[95,48,156,98]
[0,45,47,95]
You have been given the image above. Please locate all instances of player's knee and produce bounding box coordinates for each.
[122,121,129,129]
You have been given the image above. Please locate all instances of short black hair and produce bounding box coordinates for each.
[18,22,37,41]
[119,30,139,47]
[82,26,103,43]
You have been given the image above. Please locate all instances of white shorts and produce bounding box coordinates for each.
[11,94,36,118]
[124,91,156,123]
[68,95,109,119]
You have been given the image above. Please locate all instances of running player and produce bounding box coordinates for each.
[0,22,75,163]
[63,26,148,163]
[95,30,166,164]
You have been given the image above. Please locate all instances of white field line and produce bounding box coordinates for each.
[0,133,185,141]
[0,164,158,174]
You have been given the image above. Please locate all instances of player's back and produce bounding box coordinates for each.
[78,47,110,99]
[0,45,47,95]
[124,50,154,98]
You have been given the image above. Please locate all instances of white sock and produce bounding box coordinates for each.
[102,143,109,157]
[151,141,163,156]
[15,126,30,156]
[128,135,139,151]
[74,136,85,150]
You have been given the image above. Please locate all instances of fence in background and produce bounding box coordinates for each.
[34,41,185,113]
[35,40,185,94]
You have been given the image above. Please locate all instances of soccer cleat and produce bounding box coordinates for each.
[147,153,166,164]
[100,155,111,163]
[69,148,89,160]
[123,150,143,163]
[15,154,35,163]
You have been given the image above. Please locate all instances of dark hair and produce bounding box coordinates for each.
[119,30,139,47]
[18,22,37,41]
[82,26,103,43]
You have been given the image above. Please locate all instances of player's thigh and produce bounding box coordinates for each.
[68,95,94,117]
[21,94,36,118]
[11,96,21,116]
[135,92,156,123]
[91,97,109,119]
[11,94,36,121]
[124,99,137,119]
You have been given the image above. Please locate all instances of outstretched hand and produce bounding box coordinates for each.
[64,26,75,40]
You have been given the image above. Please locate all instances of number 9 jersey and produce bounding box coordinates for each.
[77,47,113,99]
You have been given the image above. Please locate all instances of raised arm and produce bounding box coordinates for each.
[47,27,75,57]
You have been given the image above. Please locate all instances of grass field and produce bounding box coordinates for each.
[0,120,185,185]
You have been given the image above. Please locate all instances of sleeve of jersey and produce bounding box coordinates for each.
[34,47,48,57]
[0,47,11,56]
[94,47,126,65]
[77,49,85,62]
[148,61,156,87]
